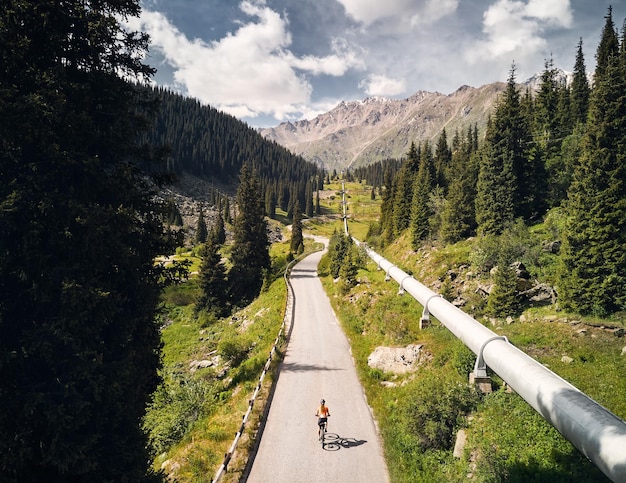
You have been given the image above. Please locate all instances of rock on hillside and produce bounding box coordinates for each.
[260,83,506,172]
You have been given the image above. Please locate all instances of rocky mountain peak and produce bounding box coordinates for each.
[260,82,507,172]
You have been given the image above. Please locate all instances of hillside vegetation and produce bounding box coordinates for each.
[318,182,625,482]
[154,180,624,482]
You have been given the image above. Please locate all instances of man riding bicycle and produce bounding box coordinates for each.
[315,399,330,440]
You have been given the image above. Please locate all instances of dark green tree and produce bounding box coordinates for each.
[195,205,208,244]
[475,131,516,235]
[411,147,433,249]
[329,231,352,279]
[290,200,304,255]
[487,252,520,317]
[229,164,270,304]
[594,6,619,83]
[338,245,360,294]
[392,142,420,237]
[558,23,626,315]
[196,231,229,317]
[0,1,182,480]
[571,38,591,126]
[440,129,479,243]
[434,128,452,192]
[212,211,226,245]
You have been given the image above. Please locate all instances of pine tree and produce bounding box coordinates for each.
[213,212,226,245]
[290,200,304,255]
[440,131,479,243]
[476,65,536,233]
[197,231,229,317]
[558,22,626,315]
[571,38,591,125]
[410,150,433,249]
[487,253,520,317]
[594,6,619,82]
[195,205,208,244]
[0,1,180,480]
[434,129,452,192]
[229,164,271,304]
[392,144,419,237]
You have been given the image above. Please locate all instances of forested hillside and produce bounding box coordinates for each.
[142,87,324,216]
[357,7,626,318]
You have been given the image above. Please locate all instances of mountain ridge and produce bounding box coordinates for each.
[260,82,506,171]
[260,72,574,172]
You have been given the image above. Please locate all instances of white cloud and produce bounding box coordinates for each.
[336,0,459,27]
[466,0,574,64]
[125,1,364,121]
[359,74,407,96]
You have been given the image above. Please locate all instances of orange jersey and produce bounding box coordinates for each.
[317,404,330,418]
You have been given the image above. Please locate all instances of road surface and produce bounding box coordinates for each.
[246,248,389,482]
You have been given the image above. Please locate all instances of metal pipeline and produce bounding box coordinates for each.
[357,243,626,482]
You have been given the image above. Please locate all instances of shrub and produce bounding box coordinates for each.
[403,377,480,451]
[218,334,252,367]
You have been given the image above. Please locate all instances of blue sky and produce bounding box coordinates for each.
[124,1,626,127]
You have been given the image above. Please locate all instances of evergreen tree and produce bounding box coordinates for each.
[476,65,536,233]
[0,1,181,480]
[475,142,516,235]
[290,201,304,255]
[316,189,321,215]
[305,179,314,217]
[487,253,520,317]
[434,129,452,192]
[338,246,360,294]
[265,184,277,218]
[223,197,232,224]
[571,38,591,125]
[392,143,419,236]
[558,24,626,315]
[410,151,433,249]
[196,231,229,317]
[380,163,396,244]
[329,231,352,279]
[440,132,479,243]
[594,6,619,82]
[195,205,208,244]
[213,212,226,245]
[229,164,270,304]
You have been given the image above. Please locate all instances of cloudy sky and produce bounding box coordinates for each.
[125,0,626,127]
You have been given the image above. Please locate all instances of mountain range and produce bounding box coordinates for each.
[260,72,572,172]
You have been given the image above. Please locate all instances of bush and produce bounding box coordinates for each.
[218,334,252,367]
[403,376,480,451]
[143,376,218,454]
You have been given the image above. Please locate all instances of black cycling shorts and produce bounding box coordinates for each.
[318,417,327,426]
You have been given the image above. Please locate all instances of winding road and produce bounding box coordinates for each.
[246,247,389,482]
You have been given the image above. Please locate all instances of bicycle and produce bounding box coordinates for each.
[317,415,329,448]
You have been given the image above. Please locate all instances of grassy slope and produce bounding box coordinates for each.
[317,182,625,482]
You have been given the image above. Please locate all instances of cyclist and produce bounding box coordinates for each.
[315,399,330,439]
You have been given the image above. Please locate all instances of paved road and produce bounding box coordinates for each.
[246,249,389,482]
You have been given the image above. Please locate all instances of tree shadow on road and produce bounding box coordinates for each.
[282,362,344,372]
[321,433,367,452]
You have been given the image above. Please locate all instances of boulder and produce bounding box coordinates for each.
[367,344,425,374]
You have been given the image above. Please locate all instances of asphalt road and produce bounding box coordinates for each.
[246,248,389,482]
